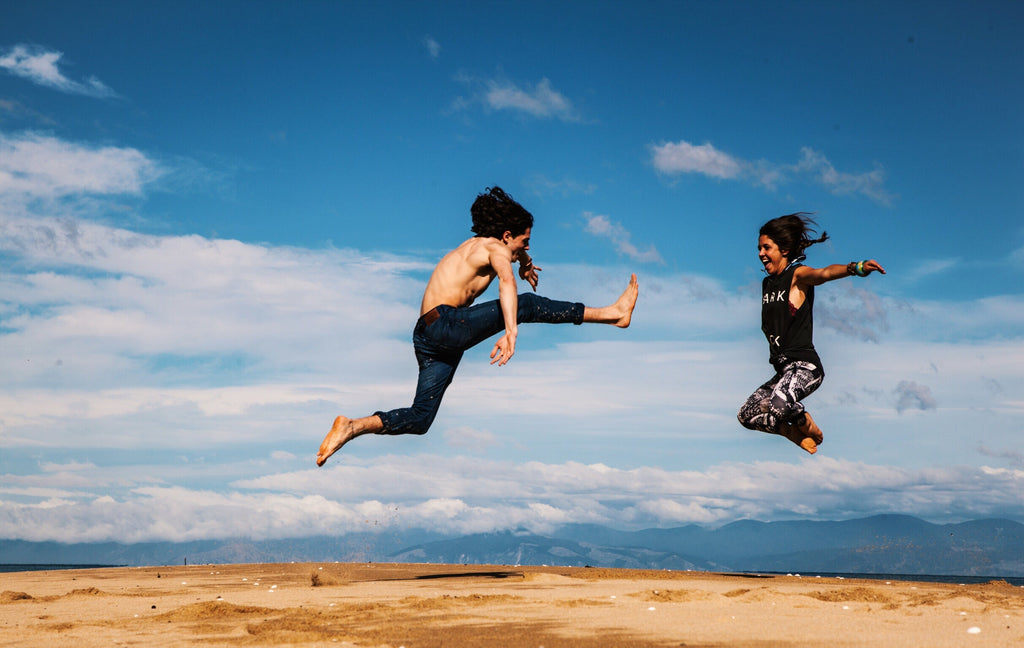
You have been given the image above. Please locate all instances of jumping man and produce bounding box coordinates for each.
[317,186,639,466]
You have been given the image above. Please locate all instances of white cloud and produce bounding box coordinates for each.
[650,140,742,179]
[0,132,159,198]
[486,78,574,119]
[0,213,426,354]
[583,212,663,264]
[650,138,894,204]
[795,147,894,205]
[455,75,580,121]
[423,35,441,60]
[4,456,1024,543]
[0,45,117,98]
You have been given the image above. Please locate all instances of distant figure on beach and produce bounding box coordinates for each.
[737,212,885,454]
[317,186,639,466]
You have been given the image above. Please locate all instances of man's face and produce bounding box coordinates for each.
[504,227,531,260]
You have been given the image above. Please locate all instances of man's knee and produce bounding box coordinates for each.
[517,292,582,325]
[377,408,435,436]
[403,409,436,435]
[518,291,542,311]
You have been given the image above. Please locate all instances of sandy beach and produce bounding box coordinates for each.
[2,562,1022,647]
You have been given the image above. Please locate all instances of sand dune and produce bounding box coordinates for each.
[2,562,1022,647]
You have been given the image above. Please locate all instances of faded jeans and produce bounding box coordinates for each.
[376,292,584,435]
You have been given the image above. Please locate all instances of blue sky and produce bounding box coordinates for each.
[1,1,1023,545]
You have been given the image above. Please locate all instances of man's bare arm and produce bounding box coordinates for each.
[488,244,519,366]
[517,251,541,291]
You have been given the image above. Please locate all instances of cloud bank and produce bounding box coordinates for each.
[4,456,1023,543]
[0,132,159,198]
[650,139,894,204]
[1,129,1022,546]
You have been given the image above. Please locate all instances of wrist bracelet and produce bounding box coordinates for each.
[848,261,869,277]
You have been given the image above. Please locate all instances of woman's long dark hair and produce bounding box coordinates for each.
[760,212,829,260]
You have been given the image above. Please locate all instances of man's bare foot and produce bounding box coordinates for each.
[316,416,359,466]
[582,275,639,327]
[613,274,639,328]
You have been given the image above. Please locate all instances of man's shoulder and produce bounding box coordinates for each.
[463,235,503,248]
[440,237,505,274]
[461,236,508,261]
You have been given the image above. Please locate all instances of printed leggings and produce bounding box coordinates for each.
[737,360,824,434]
[375,292,585,436]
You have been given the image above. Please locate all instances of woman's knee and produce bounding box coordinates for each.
[769,394,800,421]
[736,408,758,430]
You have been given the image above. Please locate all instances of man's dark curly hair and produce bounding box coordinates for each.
[470,186,534,239]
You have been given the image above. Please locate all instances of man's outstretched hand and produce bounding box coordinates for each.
[490,332,517,366]
[519,263,542,291]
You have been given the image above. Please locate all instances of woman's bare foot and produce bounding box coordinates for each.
[316,415,381,466]
[781,423,818,454]
[799,412,823,445]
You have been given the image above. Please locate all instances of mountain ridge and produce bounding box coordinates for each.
[3,515,1021,577]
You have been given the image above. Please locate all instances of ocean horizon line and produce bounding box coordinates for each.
[3,563,1022,587]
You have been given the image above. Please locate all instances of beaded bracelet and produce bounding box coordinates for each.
[847,260,869,277]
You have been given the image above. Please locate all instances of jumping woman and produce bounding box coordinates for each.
[737,213,885,454]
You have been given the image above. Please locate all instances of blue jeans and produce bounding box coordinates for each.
[376,292,584,435]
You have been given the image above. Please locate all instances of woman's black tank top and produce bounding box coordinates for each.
[761,263,822,371]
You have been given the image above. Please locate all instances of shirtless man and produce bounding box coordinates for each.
[316,186,639,466]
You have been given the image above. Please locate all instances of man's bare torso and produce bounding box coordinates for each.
[420,237,505,315]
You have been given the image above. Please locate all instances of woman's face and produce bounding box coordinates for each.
[758,235,789,275]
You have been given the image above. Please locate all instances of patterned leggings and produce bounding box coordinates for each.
[737,361,824,434]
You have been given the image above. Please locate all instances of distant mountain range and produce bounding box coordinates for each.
[3,515,1022,578]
